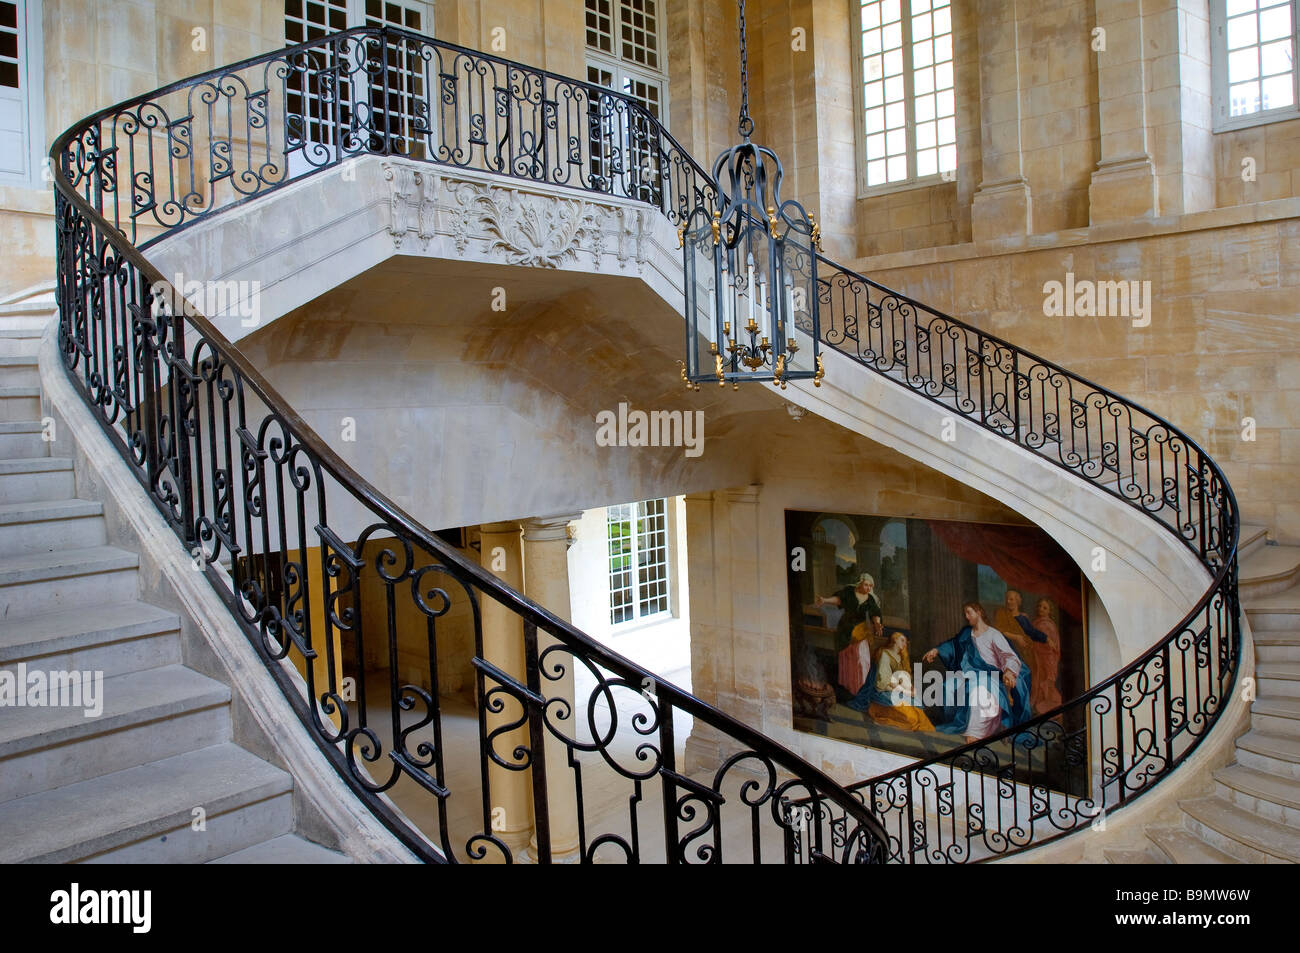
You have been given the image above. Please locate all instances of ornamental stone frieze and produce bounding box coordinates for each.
[377,158,654,272]
[382,161,439,250]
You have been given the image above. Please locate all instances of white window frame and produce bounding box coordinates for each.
[1211,0,1300,132]
[283,0,433,174]
[585,0,670,199]
[851,0,956,198]
[0,0,45,190]
[607,498,672,628]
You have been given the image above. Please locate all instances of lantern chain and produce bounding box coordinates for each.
[737,0,753,139]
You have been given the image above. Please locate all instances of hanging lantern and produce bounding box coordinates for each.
[679,0,824,392]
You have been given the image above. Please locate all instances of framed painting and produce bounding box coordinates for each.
[786,510,1091,796]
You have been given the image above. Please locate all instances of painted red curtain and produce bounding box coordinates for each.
[926,520,1083,621]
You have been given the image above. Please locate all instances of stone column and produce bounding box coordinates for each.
[1088,0,1159,222]
[970,0,1033,241]
[521,513,583,863]
[477,520,533,856]
[683,490,724,773]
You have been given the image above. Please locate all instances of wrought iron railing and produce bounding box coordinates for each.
[51,26,887,865]
[50,25,1238,864]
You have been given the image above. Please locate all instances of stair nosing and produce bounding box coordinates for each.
[1180,795,1300,862]
[0,546,139,586]
[0,743,292,864]
[0,664,231,759]
[0,602,180,663]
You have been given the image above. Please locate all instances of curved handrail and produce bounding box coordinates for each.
[50,26,886,865]
[48,24,1238,864]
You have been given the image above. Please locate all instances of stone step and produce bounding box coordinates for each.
[0,330,41,358]
[0,498,105,556]
[0,601,181,675]
[0,545,139,617]
[1250,694,1300,735]
[1103,846,1164,864]
[1145,825,1240,864]
[1240,545,1300,599]
[0,421,49,459]
[209,834,351,864]
[0,743,294,863]
[1214,763,1300,823]
[0,456,74,503]
[1256,661,1300,698]
[1256,635,1300,664]
[1234,729,1300,780]
[1180,795,1300,863]
[1244,583,1300,632]
[0,356,38,388]
[1239,524,1270,561]
[0,664,232,802]
[0,386,40,422]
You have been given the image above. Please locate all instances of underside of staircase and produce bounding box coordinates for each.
[0,308,348,864]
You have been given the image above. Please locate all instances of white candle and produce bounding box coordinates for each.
[747,262,755,326]
[785,279,795,341]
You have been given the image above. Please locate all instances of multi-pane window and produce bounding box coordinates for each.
[0,0,40,186]
[1213,0,1299,129]
[283,0,429,165]
[856,0,955,192]
[585,0,666,202]
[607,499,670,626]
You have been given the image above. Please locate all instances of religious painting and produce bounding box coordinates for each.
[786,510,1090,796]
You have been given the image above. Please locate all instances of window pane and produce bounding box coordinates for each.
[915,65,934,94]
[887,154,907,180]
[1229,46,1261,82]
[914,38,933,68]
[938,116,956,144]
[1260,38,1291,76]
[1231,80,1261,115]
[1226,0,1256,15]
[885,74,905,102]
[865,79,884,107]
[867,132,886,158]
[884,47,903,75]
[916,120,936,148]
[1227,13,1258,50]
[886,127,906,154]
[868,158,887,185]
[1262,71,1294,108]
[1259,3,1291,41]
[917,148,937,176]
[915,92,935,121]
[866,106,886,133]
[885,100,905,128]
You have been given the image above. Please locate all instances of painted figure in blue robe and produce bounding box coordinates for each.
[920,602,1033,744]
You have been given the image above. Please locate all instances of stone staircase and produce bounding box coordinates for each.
[1108,523,1300,863]
[0,316,348,863]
